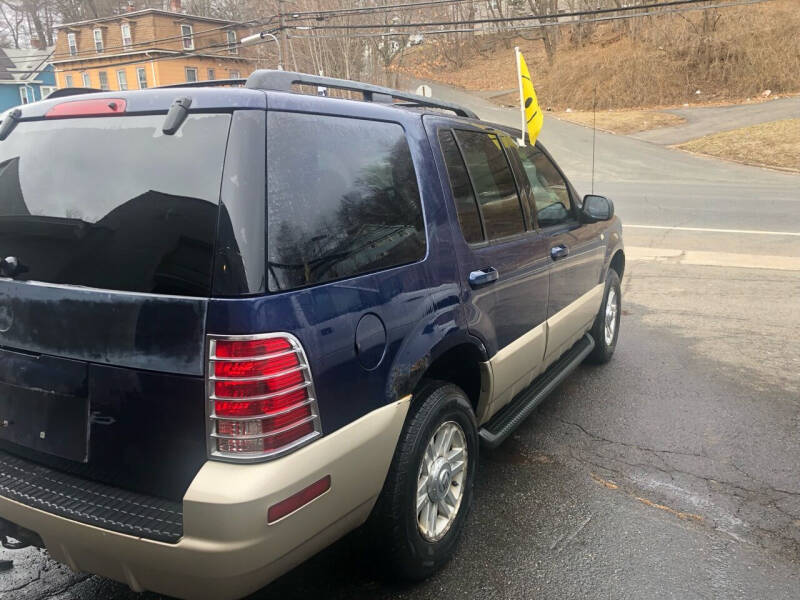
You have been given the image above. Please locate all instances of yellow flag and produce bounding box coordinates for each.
[516,48,543,146]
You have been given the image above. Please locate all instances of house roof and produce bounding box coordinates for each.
[0,47,54,82]
[57,8,244,29]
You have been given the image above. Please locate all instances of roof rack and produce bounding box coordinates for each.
[245,70,478,119]
[46,87,102,99]
[158,78,246,89]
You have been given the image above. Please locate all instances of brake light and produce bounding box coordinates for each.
[45,98,127,118]
[208,334,321,460]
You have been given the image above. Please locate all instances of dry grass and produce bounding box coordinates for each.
[677,118,800,172]
[550,110,685,134]
[396,0,800,111]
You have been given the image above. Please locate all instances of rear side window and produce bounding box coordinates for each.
[438,130,483,244]
[0,114,230,296]
[454,130,525,240]
[267,112,426,292]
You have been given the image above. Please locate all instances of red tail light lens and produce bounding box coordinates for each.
[208,334,321,461]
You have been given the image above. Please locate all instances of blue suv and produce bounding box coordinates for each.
[0,71,624,599]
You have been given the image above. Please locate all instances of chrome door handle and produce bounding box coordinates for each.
[550,245,569,260]
[468,267,499,288]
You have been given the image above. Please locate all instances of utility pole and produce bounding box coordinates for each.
[278,0,289,72]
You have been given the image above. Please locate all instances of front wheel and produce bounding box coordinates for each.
[368,380,478,580]
[587,269,621,364]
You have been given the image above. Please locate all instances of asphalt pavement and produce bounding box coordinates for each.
[2,82,799,600]
[632,95,800,145]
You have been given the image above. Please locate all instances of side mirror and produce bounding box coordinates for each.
[581,194,614,222]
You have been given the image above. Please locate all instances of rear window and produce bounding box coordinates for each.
[266,112,426,292]
[0,113,230,296]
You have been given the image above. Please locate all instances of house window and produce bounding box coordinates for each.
[98,71,109,90]
[136,67,147,89]
[121,23,132,49]
[93,28,104,53]
[229,70,240,79]
[65,74,74,87]
[67,32,78,56]
[181,25,194,50]
[185,67,198,82]
[207,68,215,80]
[117,69,128,90]
[227,30,237,54]
[18,87,29,104]
[40,86,55,98]
[81,72,91,87]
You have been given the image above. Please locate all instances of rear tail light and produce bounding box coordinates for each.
[207,333,322,461]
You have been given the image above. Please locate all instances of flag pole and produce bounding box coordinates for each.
[515,47,526,147]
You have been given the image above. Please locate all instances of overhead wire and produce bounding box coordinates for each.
[287,0,771,38]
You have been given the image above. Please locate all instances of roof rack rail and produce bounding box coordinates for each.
[46,87,102,99]
[245,70,478,119]
[158,78,246,89]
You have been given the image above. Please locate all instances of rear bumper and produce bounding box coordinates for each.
[0,397,410,600]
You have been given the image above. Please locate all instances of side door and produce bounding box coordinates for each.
[514,142,606,364]
[427,118,550,422]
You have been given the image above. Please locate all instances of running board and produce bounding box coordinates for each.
[479,333,595,449]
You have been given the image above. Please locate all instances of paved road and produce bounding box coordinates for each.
[632,95,800,145]
[2,83,800,600]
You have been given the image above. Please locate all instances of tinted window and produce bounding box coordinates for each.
[516,145,573,227]
[267,112,426,291]
[0,114,230,296]
[454,130,524,240]
[438,129,483,244]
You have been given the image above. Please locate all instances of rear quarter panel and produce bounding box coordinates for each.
[206,95,465,435]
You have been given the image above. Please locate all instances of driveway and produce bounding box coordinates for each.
[632,95,800,145]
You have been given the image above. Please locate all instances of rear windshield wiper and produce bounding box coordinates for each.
[0,109,22,141]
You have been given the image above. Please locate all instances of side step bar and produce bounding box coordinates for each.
[479,333,595,449]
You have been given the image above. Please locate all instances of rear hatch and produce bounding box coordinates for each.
[0,94,251,502]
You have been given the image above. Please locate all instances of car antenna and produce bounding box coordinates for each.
[592,82,597,194]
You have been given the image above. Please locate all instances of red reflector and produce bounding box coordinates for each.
[215,387,308,417]
[267,475,331,523]
[214,370,304,398]
[214,352,299,378]
[46,98,126,118]
[215,338,292,358]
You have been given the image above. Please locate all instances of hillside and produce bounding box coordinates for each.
[394,0,800,111]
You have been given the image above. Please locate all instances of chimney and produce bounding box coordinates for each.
[30,35,45,50]
[126,1,135,12]
[169,0,182,12]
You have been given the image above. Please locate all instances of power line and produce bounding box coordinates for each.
[287,0,772,38]
[288,0,731,30]
[51,32,281,75]
[10,15,278,63]
[286,0,473,18]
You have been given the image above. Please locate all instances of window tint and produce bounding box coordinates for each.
[454,130,524,240]
[267,112,426,292]
[0,114,230,296]
[516,145,573,227]
[438,130,483,244]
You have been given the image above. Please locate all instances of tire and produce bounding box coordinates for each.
[368,380,478,581]
[587,268,621,364]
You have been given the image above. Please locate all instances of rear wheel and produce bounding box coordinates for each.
[587,269,621,364]
[369,381,477,580]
